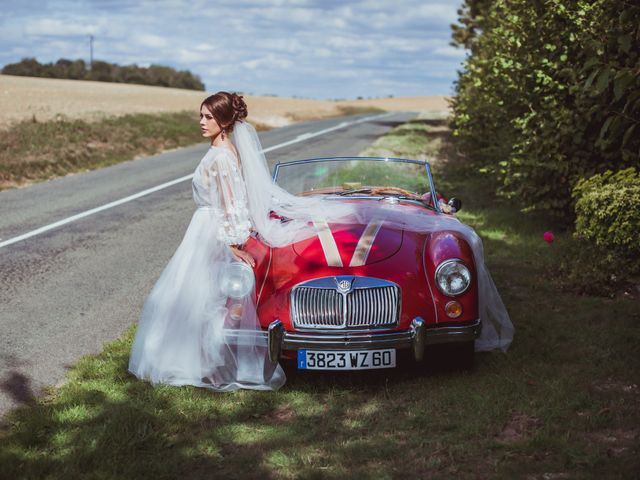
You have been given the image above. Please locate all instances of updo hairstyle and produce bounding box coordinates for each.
[200,91,248,134]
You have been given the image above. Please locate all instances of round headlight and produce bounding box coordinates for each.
[435,260,471,296]
[220,262,255,299]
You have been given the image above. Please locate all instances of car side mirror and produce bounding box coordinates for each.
[448,197,462,212]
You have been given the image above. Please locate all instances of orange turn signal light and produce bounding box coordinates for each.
[229,303,244,320]
[445,301,463,318]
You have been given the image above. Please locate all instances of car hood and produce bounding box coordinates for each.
[292,218,404,267]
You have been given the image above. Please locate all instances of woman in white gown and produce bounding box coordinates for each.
[128,92,286,391]
[128,92,514,392]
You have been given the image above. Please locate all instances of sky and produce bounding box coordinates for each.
[0,0,467,100]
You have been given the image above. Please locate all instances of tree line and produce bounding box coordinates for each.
[450,0,639,294]
[2,58,205,91]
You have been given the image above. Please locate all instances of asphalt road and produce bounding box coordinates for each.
[0,111,415,418]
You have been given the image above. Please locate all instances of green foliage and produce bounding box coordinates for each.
[451,0,640,220]
[563,168,640,294]
[561,237,638,296]
[2,57,205,90]
[450,0,494,49]
[573,167,640,254]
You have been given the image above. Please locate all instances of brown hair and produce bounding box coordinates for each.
[200,91,248,134]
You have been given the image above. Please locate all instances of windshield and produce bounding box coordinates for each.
[273,158,434,200]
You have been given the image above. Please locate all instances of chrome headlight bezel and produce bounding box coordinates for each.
[220,262,256,299]
[434,259,471,297]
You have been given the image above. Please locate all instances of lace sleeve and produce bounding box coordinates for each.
[209,150,252,245]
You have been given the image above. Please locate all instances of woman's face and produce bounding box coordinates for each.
[199,105,222,139]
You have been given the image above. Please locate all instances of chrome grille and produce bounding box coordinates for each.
[294,287,343,327]
[346,286,398,327]
[291,276,400,329]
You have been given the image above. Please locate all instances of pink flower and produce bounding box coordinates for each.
[543,231,554,244]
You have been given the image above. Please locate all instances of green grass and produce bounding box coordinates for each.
[361,118,448,159]
[284,105,385,124]
[1,118,638,479]
[335,105,386,117]
[316,161,429,193]
[0,111,202,190]
[0,112,270,191]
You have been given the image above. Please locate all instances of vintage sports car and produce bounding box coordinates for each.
[222,156,484,371]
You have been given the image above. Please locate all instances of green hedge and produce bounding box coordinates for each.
[573,167,640,256]
[562,167,640,295]
[450,0,640,220]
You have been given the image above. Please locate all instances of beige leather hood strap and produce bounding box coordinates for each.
[312,219,343,267]
[349,218,384,267]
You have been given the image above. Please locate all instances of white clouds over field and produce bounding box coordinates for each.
[0,0,466,99]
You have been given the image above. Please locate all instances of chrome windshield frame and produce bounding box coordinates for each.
[272,156,442,214]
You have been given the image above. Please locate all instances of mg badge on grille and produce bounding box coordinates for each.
[337,279,351,293]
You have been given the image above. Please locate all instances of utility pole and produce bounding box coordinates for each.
[88,35,94,70]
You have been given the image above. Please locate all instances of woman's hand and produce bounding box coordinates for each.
[229,245,255,267]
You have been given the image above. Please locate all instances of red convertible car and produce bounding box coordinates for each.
[223,157,480,371]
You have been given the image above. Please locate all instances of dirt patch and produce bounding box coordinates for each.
[496,412,542,445]
[584,428,639,458]
[266,404,296,424]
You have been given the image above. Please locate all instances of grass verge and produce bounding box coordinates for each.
[0,112,269,191]
[1,117,638,479]
[285,105,385,123]
[335,105,386,117]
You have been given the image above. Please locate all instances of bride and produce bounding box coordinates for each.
[128,91,514,392]
[129,92,284,390]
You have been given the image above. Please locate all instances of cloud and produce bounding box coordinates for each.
[0,0,464,98]
[133,34,168,49]
[24,18,100,37]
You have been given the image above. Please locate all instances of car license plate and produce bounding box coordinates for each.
[297,349,396,370]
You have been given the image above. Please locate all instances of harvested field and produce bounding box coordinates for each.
[0,75,449,129]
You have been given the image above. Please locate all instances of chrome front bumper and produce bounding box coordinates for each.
[224,317,481,363]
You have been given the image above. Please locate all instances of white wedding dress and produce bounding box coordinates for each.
[128,145,285,391]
